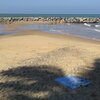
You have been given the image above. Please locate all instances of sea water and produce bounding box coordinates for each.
[0,24,7,35]
[0,14,100,17]
[0,24,16,35]
[0,22,100,41]
[17,23,100,41]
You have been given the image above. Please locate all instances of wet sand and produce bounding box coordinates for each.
[0,23,100,100]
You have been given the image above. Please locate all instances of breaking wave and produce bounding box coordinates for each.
[84,23,100,28]
[94,29,100,33]
[84,23,91,27]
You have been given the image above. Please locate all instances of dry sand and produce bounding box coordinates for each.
[0,29,100,71]
[0,23,100,100]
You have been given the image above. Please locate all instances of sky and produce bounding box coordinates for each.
[0,0,100,14]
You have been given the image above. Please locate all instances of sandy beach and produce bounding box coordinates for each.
[0,23,100,100]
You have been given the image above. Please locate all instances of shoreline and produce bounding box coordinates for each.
[0,22,100,44]
[1,30,100,44]
[0,28,100,70]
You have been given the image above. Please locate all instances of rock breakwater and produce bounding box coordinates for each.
[0,17,100,24]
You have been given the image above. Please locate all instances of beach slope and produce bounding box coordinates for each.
[0,29,100,99]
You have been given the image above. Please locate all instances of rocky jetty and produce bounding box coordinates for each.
[0,17,100,24]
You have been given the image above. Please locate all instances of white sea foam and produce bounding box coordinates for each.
[84,23,100,28]
[94,29,100,32]
[84,23,91,27]
[95,25,100,28]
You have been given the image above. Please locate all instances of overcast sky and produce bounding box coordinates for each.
[0,0,100,14]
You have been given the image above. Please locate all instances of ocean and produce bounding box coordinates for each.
[0,14,100,17]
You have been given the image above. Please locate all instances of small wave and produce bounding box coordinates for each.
[50,29,63,33]
[84,23,91,27]
[94,29,100,32]
[95,25,100,28]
